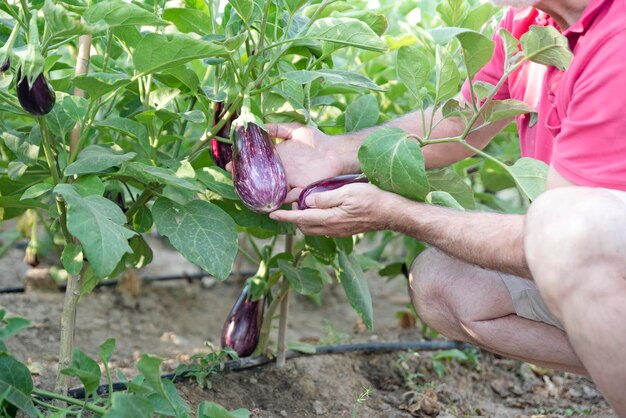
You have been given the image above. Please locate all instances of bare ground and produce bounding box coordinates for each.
[0,237,616,417]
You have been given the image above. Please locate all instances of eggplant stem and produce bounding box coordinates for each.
[276,234,294,367]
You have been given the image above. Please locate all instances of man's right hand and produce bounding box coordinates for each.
[267,123,352,202]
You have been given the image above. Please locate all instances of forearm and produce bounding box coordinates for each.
[385,195,531,278]
[338,106,508,173]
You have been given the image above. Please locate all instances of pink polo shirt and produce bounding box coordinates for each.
[463,0,626,190]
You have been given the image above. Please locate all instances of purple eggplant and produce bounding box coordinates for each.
[221,285,264,357]
[0,59,9,73]
[210,102,235,169]
[298,174,369,210]
[16,68,55,116]
[232,122,288,213]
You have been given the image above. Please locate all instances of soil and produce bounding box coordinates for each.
[0,236,616,417]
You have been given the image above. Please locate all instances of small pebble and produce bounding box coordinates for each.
[279,411,288,417]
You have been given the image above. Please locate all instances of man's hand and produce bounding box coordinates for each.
[269,183,394,236]
[267,123,350,202]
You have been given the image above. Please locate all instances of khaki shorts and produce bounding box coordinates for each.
[498,273,565,330]
[500,187,626,332]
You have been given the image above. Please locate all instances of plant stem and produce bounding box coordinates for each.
[70,25,92,154]
[32,388,107,414]
[125,188,155,224]
[254,276,290,356]
[276,234,294,368]
[38,117,61,185]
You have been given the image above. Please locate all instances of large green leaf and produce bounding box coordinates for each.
[213,200,295,235]
[198,401,250,418]
[65,145,136,176]
[427,168,475,209]
[103,393,154,418]
[95,118,147,140]
[345,95,378,133]
[84,0,166,27]
[133,34,227,75]
[0,354,38,418]
[521,26,573,71]
[0,311,31,352]
[435,47,460,103]
[505,157,548,201]
[282,69,383,91]
[60,349,101,397]
[163,8,212,35]
[397,44,433,101]
[73,73,131,100]
[483,99,534,123]
[152,198,237,280]
[457,32,494,78]
[304,18,388,52]
[358,128,429,201]
[2,131,39,166]
[116,162,202,192]
[437,0,469,27]
[196,167,239,200]
[277,260,324,295]
[55,184,135,278]
[337,252,373,330]
[226,0,254,23]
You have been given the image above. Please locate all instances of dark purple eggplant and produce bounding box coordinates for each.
[232,122,288,213]
[221,285,264,357]
[210,102,235,169]
[298,174,369,210]
[16,68,56,116]
[0,59,9,73]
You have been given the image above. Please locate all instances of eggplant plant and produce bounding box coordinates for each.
[0,0,575,415]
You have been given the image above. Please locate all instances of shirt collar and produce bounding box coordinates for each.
[563,0,612,35]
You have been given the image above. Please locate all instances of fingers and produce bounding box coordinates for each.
[225,161,232,172]
[305,188,346,209]
[270,208,329,226]
[285,188,303,204]
[266,122,305,140]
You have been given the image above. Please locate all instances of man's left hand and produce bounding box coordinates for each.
[269,183,394,236]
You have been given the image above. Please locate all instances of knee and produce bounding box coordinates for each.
[408,248,457,331]
[525,187,626,304]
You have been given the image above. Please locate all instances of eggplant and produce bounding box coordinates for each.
[210,102,235,169]
[232,122,288,213]
[298,174,369,210]
[0,59,9,73]
[16,68,55,116]
[221,285,264,357]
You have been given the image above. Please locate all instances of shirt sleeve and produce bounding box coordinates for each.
[461,9,515,102]
[551,31,626,190]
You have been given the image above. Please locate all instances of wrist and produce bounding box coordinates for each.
[336,132,365,174]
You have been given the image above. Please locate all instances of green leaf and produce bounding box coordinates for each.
[304,235,336,264]
[462,3,498,31]
[498,28,520,65]
[126,235,154,269]
[426,191,464,210]
[0,354,37,417]
[55,184,136,278]
[2,132,40,166]
[287,341,316,354]
[136,354,169,400]
[427,168,475,209]
[437,0,469,27]
[197,401,250,418]
[358,128,429,201]
[505,157,548,201]
[277,260,324,295]
[397,44,433,101]
[65,145,136,176]
[45,102,77,139]
[484,99,534,123]
[197,167,239,200]
[132,207,153,233]
[73,73,131,100]
[98,338,116,364]
[520,25,573,71]
[116,162,202,192]
[61,349,101,397]
[84,0,166,27]
[213,200,295,235]
[163,8,212,35]
[103,392,154,418]
[345,95,378,133]
[0,312,31,350]
[74,175,105,197]
[429,27,474,45]
[435,47,460,103]
[480,159,515,192]
[61,243,84,276]
[457,32,494,78]
[226,0,254,23]
[95,117,147,140]
[337,252,373,330]
[133,34,227,75]
[152,198,238,280]
[304,18,388,52]
[282,69,383,91]
[61,95,89,122]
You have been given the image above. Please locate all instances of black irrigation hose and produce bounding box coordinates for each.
[62,340,472,400]
[0,271,259,294]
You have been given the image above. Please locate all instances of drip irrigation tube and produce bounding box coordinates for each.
[0,270,259,294]
[61,340,472,400]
